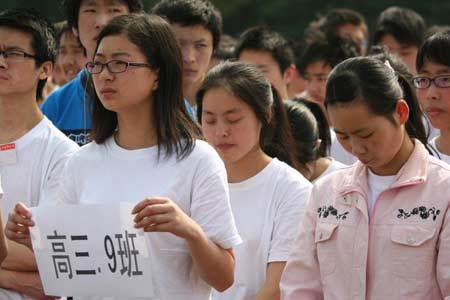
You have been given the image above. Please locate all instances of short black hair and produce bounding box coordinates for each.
[235,26,295,74]
[152,0,222,50]
[213,34,236,60]
[372,6,426,48]
[306,8,368,41]
[0,8,57,100]
[64,0,144,30]
[54,20,72,48]
[298,36,359,75]
[416,31,450,72]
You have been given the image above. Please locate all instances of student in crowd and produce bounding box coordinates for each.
[281,56,450,299]
[197,60,311,300]
[285,98,346,181]
[287,41,307,99]
[414,31,450,164]
[41,0,144,145]
[372,6,426,74]
[298,36,359,165]
[304,8,369,55]
[0,184,7,266]
[209,34,236,69]
[54,20,87,86]
[235,26,296,100]
[6,13,241,300]
[0,8,79,299]
[152,0,222,113]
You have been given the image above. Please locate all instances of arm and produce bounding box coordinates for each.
[256,262,286,300]
[1,240,36,271]
[0,213,7,265]
[0,269,56,300]
[132,197,235,291]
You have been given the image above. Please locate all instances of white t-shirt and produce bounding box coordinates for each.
[367,169,396,217]
[58,137,242,300]
[430,137,450,165]
[313,158,347,183]
[212,159,312,300]
[330,130,358,165]
[0,117,79,300]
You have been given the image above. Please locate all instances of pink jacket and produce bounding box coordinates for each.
[281,142,450,300]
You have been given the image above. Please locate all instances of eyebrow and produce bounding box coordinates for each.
[334,127,371,135]
[95,52,131,58]
[420,68,450,75]
[203,108,242,115]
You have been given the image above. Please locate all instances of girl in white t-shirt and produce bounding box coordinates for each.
[414,31,450,164]
[285,99,347,182]
[197,61,312,300]
[5,14,241,300]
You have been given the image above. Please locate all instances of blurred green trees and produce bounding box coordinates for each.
[2,0,449,41]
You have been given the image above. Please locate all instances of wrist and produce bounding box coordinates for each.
[185,222,207,245]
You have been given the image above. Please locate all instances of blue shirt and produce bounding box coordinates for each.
[41,70,91,146]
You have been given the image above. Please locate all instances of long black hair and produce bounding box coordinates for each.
[90,14,201,159]
[325,56,428,147]
[196,60,298,168]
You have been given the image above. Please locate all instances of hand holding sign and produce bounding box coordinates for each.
[133,197,202,241]
[5,202,35,250]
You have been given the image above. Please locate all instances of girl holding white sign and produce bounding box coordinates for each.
[6,13,241,300]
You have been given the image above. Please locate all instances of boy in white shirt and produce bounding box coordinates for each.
[0,8,78,299]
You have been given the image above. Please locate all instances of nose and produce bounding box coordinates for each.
[425,83,440,101]
[182,45,195,64]
[350,138,366,156]
[97,64,114,81]
[94,13,110,30]
[0,53,7,69]
[215,120,229,138]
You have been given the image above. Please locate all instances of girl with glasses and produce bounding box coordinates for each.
[6,13,241,300]
[197,61,312,300]
[281,56,450,299]
[414,31,450,164]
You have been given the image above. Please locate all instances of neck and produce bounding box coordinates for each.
[114,101,157,150]
[0,94,43,144]
[226,146,272,183]
[278,86,289,101]
[436,128,450,155]
[371,132,415,176]
[183,77,203,106]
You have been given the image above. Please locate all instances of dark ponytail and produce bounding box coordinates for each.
[326,56,428,147]
[197,60,298,168]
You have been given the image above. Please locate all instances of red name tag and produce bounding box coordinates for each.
[0,143,17,165]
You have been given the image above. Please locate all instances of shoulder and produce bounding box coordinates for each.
[183,140,224,168]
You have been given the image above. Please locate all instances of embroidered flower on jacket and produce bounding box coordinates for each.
[318,205,349,220]
[397,206,441,221]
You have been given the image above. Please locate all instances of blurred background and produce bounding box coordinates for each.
[1,0,449,40]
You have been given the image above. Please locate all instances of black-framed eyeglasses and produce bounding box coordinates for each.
[0,50,38,63]
[85,60,151,74]
[412,75,450,89]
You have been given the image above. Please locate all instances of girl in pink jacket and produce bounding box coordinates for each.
[281,56,450,300]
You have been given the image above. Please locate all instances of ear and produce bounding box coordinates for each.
[72,26,79,38]
[152,69,160,91]
[283,64,296,84]
[395,99,410,126]
[38,61,53,81]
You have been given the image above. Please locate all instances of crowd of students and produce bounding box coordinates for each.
[0,0,449,299]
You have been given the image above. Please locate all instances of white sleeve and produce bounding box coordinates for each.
[190,150,242,250]
[56,153,81,205]
[268,177,312,263]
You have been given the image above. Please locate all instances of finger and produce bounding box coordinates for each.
[5,222,31,237]
[131,197,169,214]
[9,211,34,227]
[14,202,33,218]
[5,228,30,241]
[135,213,172,228]
[133,204,171,223]
[142,221,172,233]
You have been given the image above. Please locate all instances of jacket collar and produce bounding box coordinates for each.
[338,140,428,196]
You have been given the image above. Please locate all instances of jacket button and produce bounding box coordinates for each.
[407,236,415,244]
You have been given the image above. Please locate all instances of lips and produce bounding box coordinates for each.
[0,73,8,80]
[215,143,234,151]
[99,87,117,97]
[184,69,197,76]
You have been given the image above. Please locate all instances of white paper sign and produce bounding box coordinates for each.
[30,203,154,298]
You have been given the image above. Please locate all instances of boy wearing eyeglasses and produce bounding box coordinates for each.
[414,31,450,164]
[41,0,144,145]
[0,8,79,299]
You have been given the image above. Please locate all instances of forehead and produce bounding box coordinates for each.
[419,59,450,75]
[327,101,382,131]
[378,34,415,50]
[0,26,33,50]
[95,34,141,55]
[305,60,332,74]
[337,24,365,39]
[171,23,213,42]
[80,0,127,7]
[239,49,278,68]
[202,87,248,111]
